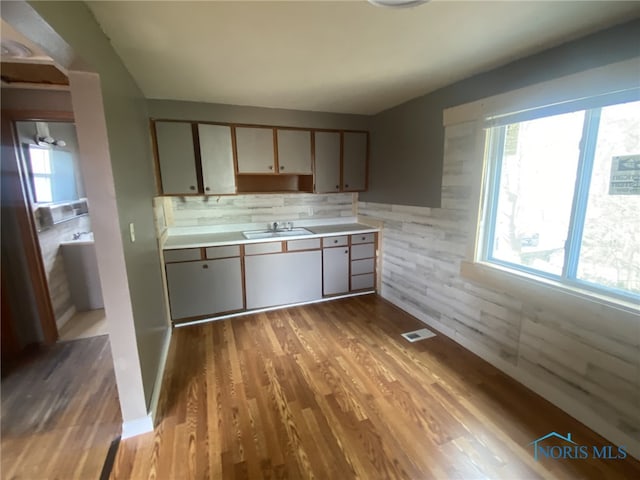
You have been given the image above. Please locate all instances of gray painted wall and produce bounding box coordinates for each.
[362,18,640,207]
[30,2,170,408]
[148,99,370,131]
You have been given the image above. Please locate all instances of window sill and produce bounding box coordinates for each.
[460,260,639,316]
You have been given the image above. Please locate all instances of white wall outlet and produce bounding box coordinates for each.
[308,207,313,216]
[129,222,136,242]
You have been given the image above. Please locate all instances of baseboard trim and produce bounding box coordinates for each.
[381,290,640,461]
[56,305,76,330]
[148,328,172,427]
[121,414,153,439]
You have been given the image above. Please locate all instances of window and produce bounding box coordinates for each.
[28,145,54,203]
[482,95,639,301]
[26,144,78,204]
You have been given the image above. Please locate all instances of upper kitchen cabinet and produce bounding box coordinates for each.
[198,124,235,194]
[154,121,199,194]
[276,129,312,174]
[314,130,368,193]
[152,120,236,195]
[314,131,341,193]
[235,125,313,193]
[235,126,275,174]
[342,131,368,192]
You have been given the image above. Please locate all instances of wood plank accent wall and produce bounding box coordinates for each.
[36,214,91,324]
[168,193,355,227]
[358,121,640,457]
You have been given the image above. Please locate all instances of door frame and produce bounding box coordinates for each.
[1,108,75,345]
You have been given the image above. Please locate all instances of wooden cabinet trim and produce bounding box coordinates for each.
[150,120,163,195]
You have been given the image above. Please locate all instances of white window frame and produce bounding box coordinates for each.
[483,95,639,302]
[444,58,640,313]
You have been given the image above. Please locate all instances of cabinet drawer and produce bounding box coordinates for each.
[244,242,283,255]
[164,248,202,263]
[351,233,375,244]
[205,245,240,259]
[322,235,348,248]
[351,258,374,275]
[351,243,375,260]
[287,238,320,251]
[351,273,374,290]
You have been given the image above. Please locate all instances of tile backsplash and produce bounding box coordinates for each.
[165,193,356,228]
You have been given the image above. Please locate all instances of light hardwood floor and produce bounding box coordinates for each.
[1,335,121,479]
[112,295,640,479]
[59,308,109,341]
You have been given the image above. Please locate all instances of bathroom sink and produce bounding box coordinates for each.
[60,233,104,310]
[243,227,313,240]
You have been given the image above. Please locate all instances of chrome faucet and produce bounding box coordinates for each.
[72,231,90,240]
[272,222,279,232]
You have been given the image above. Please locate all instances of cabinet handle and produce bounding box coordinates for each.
[362,236,366,241]
[205,187,210,191]
[202,264,209,269]
[345,184,349,188]
[269,165,273,170]
[333,239,338,244]
[335,184,339,190]
[280,166,285,170]
[189,185,196,190]
[345,250,348,254]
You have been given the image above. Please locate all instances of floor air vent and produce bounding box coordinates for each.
[401,328,436,343]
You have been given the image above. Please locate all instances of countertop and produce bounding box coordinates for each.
[163,222,378,250]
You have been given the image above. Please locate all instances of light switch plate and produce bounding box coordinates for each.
[129,222,136,242]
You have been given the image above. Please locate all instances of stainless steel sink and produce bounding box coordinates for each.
[243,227,313,240]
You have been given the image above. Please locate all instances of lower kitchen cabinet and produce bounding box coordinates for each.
[245,250,322,309]
[166,258,243,321]
[323,246,349,295]
[163,231,377,323]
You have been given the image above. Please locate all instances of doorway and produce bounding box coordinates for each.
[16,119,108,342]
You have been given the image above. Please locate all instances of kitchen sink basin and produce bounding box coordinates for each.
[243,227,313,240]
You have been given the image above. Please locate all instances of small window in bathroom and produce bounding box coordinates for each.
[26,144,78,204]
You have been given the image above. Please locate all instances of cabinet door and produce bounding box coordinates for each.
[343,132,368,191]
[323,247,349,295]
[314,131,341,193]
[166,258,243,320]
[198,124,236,194]
[277,129,312,174]
[155,121,199,194]
[236,127,275,173]
[245,251,322,309]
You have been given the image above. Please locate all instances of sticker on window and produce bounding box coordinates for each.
[609,154,640,195]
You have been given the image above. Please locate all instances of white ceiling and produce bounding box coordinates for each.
[87,1,640,115]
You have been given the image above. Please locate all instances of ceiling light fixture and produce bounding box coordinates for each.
[368,0,430,8]
[34,122,66,148]
[0,39,33,58]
